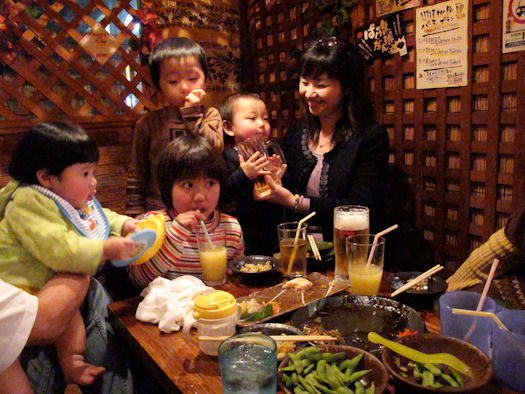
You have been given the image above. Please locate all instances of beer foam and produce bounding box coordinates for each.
[335,212,368,230]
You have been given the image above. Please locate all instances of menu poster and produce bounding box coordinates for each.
[79,23,119,65]
[503,0,525,53]
[376,0,421,17]
[356,14,407,61]
[416,0,468,89]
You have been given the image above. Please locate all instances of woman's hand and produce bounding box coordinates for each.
[175,210,206,230]
[239,152,271,180]
[253,174,296,208]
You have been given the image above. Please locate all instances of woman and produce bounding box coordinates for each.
[256,37,389,241]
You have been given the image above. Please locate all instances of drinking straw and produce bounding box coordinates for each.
[365,224,399,268]
[390,264,444,297]
[286,212,316,274]
[463,258,500,342]
[452,308,508,331]
[200,220,214,249]
[476,258,499,311]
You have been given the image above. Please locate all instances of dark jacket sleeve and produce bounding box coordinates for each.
[220,148,253,204]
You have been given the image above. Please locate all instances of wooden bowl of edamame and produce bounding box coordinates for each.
[278,344,389,394]
[381,333,493,393]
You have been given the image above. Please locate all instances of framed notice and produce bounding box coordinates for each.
[503,0,525,53]
[415,0,468,89]
[376,0,420,17]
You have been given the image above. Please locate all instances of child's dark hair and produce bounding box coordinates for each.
[157,134,226,210]
[9,122,99,185]
[219,92,263,122]
[149,37,208,90]
[299,37,374,143]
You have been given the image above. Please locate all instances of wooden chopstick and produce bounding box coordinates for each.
[390,264,444,297]
[307,235,322,260]
[198,335,338,342]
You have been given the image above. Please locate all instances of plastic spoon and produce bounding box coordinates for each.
[368,332,473,377]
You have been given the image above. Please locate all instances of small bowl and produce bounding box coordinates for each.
[278,344,389,394]
[382,333,493,393]
[390,271,448,309]
[229,255,282,284]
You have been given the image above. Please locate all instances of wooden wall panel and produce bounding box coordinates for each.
[240,0,525,273]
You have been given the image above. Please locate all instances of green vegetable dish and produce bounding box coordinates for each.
[280,347,376,394]
[394,356,465,389]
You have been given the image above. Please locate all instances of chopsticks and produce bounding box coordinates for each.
[198,335,338,342]
[390,264,444,297]
[308,235,322,260]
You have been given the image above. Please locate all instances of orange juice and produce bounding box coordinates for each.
[200,246,227,285]
[348,264,383,296]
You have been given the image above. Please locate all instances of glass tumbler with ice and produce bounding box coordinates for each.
[218,333,277,394]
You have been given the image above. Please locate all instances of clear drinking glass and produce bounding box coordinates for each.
[333,205,369,282]
[218,333,277,394]
[235,137,286,197]
[277,221,308,278]
[346,234,384,296]
[197,229,227,286]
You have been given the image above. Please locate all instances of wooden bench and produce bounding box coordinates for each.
[0,117,137,214]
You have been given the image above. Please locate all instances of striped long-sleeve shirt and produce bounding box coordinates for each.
[127,209,244,289]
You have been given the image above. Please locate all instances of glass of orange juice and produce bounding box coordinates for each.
[198,230,227,286]
[346,234,385,296]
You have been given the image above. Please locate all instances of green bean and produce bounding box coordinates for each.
[347,369,370,385]
[441,373,461,387]
[365,382,375,394]
[298,375,320,394]
[290,353,305,374]
[450,367,464,386]
[297,347,323,358]
[354,381,365,394]
[330,363,349,384]
[423,363,442,376]
[421,370,435,387]
[294,386,309,394]
[324,361,344,390]
[338,353,364,374]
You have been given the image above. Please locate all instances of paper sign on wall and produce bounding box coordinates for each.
[503,0,525,53]
[416,0,468,89]
[79,23,119,65]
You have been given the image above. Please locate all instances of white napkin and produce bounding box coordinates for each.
[135,275,212,333]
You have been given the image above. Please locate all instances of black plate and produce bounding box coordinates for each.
[390,271,448,309]
[228,255,282,284]
[290,294,426,356]
[236,323,304,336]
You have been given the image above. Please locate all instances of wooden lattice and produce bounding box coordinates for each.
[0,0,153,121]
[241,0,525,273]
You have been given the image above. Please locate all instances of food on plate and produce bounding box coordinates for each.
[303,327,345,345]
[280,347,376,394]
[282,277,313,292]
[240,260,273,273]
[241,299,280,322]
[277,339,297,361]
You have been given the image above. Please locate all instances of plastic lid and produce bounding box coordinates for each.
[193,290,237,320]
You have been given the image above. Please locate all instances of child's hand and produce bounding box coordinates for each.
[175,210,206,230]
[184,89,206,107]
[102,236,138,261]
[122,219,140,236]
[239,152,271,181]
[268,154,287,181]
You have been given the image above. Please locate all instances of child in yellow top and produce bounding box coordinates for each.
[126,37,224,215]
[0,122,138,387]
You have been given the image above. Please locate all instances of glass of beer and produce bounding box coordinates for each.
[333,205,369,282]
[235,137,286,197]
[346,234,384,296]
[277,221,308,278]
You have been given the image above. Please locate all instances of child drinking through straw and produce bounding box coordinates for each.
[0,122,138,386]
[127,134,244,289]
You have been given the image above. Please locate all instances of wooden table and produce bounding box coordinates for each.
[107,272,515,394]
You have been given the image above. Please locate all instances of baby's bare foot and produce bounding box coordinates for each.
[61,354,105,385]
